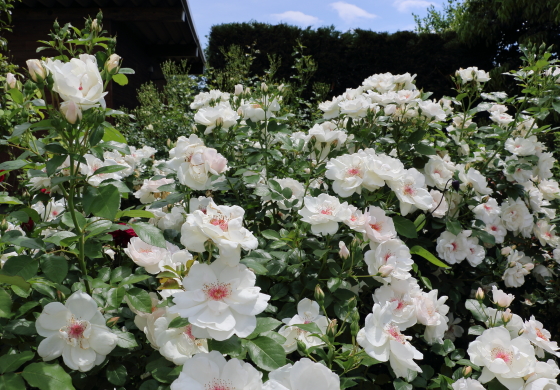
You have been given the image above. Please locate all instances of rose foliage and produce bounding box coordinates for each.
[1,15,560,390]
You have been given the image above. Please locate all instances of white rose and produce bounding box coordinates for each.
[35,291,118,372]
[357,302,423,378]
[170,351,263,390]
[467,327,536,390]
[298,194,351,236]
[264,359,340,390]
[169,260,270,341]
[44,54,107,109]
[278,299,328,353]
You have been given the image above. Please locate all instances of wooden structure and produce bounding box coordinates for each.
[6,0,205,108]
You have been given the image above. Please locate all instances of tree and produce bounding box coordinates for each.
[413,0,466,34]
[453,0,560,67]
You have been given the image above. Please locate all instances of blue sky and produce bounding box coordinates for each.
[189,0,442,49]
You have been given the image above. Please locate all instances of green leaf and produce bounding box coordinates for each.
[130,222,167,249]
[410,246,450,268]
[91,165,127,176]
[327,277,342,292]
[465,299,488,322]
[4,319,36,335]
[0,196,23,205]
[125,288,153,312]
[393,215,418,239]
[247,317,282,339]
[0,159,29,172]
[261,229,281,240]
[168,317,190,328]
[415,143,437,155]
[40,255,68,284]
[118,68,135,74]
[107,364,127,386]
[90,184,120,220]
[394,378,413,390]
[89,126,104,147]
[46,155,67,176]
[446,219,462,236]
[0,373,26,390]
[0,351,34,374]
[208,335,243,355]
[471,229,496,245]
[45,143,68,154]
[468,325,486,336]
[113,329,139,349]
[22,363,75,390]
[293,322,323,334]
[245,336,286,371]
[102,126,127,144]
[9,88,23,104]
[112,73,128,86]
[106,287,126,308]
[61,212,86,230]
[1,256,38,281]
[118,274,151,287]
[0,288,12,318]
[0,275,30,291]
[240,259,268,275]
[116,210,155,219]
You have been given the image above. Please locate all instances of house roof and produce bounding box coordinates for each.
[13,0,205,67]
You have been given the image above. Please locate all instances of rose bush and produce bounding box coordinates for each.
[1,15,560,390]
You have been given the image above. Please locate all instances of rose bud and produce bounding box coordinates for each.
[26,59,46,82]
[60,101,82,124]
[234,84,243,95]
[6,73,16,89]
[105,54,121,73]
[339,241,350,259]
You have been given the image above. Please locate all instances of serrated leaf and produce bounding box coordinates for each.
[245,336,286,371]
[22,362,75,390]
[168,317,190,328]
[261,229,281,240]
[130,222,166,249]
[113,329,139,349]
[1,256,38,281]
[465,299,489,322]
[208,335,242,355]
[107,364,127,386]
[91,165,127,176]
[293,322,323,334]
[112,73,128,86]
[247,317,282,339]
[125,288,153,312]
[40,255,68,284]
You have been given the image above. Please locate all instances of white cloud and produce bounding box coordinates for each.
[393,0,436,12]
[330,2,377,24]
[271,11,321,26]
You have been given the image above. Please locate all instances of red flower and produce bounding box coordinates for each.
[21,218,34,233]
[109,223,137,247]
[40,188,51,194]
[0,170,5,183]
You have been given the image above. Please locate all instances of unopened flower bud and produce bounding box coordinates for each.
[339,241,350,259]
[245,87,251,94]
[60,101,82,124]
[0,219,8,233]
[378,264,394,278]
[6,73,16,89]
[105,53,121,73]
[296,339,307,354]
[350,321,360,337]
[216,117,224,127]
[234,84,243,95]
[26,59,46,82]
[326,319,337,341]
[91,19,101,33]
[501,246,512,256]
[502,309,513,323]
[278,83,285,91]
[509,261,517,268]
[475,287,485,301]
[260,82,268,92]
[314,285,325,305]
[462,366,472,377]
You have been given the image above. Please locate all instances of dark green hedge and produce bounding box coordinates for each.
[207,22,495,98]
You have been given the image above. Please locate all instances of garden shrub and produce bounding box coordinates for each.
[1,14,560,390]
